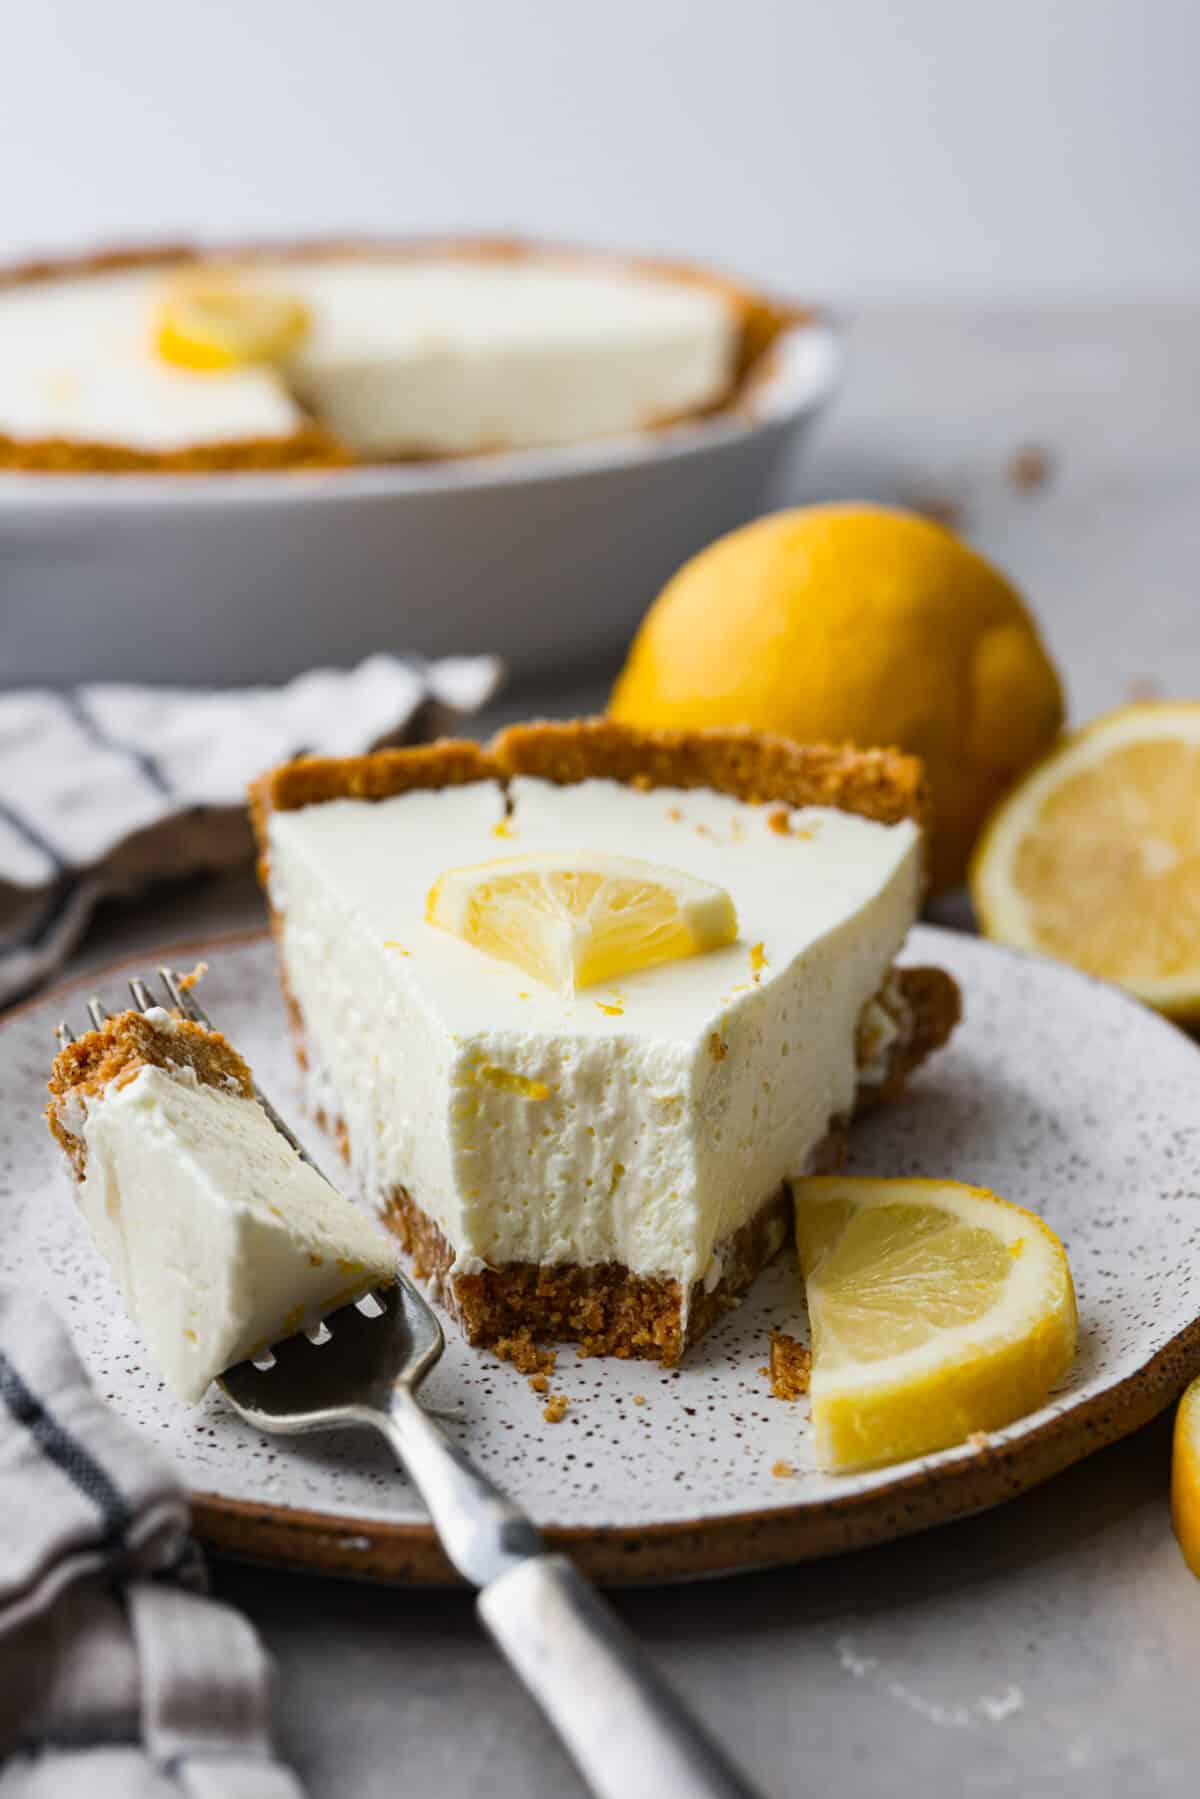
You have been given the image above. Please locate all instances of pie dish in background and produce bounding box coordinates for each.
[0,238,799,472]
[0,239,840,686]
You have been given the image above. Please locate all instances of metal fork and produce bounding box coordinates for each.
[68,970,762,1799]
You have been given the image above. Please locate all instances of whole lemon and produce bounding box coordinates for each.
[609,503,1064,890]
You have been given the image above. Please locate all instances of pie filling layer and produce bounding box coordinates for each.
[0,251,747,462]
[266,775,927,1354]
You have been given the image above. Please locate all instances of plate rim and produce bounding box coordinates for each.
[13,923,1200,1586]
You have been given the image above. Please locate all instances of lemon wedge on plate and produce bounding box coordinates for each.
[426,852,738,994]
[1172,1377,1200,1575]
[971,702,1200,1021]
[791,1176,1077,1472]
[155,272,310,371]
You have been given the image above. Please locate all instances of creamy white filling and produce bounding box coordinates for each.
[272,257,738,454]
[0,269,304,449]
[0,256,738,455]
[267,778,921,1294]
[72,1063,397,1401]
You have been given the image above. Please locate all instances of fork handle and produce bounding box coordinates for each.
[380,1388,761,1798]
[478,1556,763,1799]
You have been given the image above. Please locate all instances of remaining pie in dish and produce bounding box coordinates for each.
[0,241,799,472]
[47,1005,397,1400]
[251,720,961,1363]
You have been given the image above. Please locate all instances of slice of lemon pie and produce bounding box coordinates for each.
[47,1006,397,1401]
[251,721,960,1362]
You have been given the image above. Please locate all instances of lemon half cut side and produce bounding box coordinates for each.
[972,703,1200,1020]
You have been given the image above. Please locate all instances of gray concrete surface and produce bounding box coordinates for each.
[47,303,1200,1796]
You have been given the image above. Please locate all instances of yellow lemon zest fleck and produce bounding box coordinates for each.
[476,1065,550,1100]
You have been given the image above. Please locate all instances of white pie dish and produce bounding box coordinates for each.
[0,316,839,688]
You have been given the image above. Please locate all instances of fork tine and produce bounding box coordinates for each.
[55,1020,75,1046]
[159,966,210,1028]
[86,995,108,1031]
[129,976,156,1012]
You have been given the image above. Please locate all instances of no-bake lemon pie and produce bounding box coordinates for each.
[0,241,798,472]
[251,721,961,1363]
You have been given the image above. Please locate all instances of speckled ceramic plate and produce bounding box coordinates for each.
[5,925,1200,1585]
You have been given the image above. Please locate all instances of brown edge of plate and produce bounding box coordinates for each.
[18,926,1200,1588]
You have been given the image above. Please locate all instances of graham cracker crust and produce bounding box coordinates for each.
[250,717,930,884]
[47,1008,252,1179]
[0,425,350,476]
[382,1182,809,1366]
[0,236,804,475]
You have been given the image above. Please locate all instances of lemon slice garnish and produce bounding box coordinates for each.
[426,851,738,994]
[971,702,1200,1021]
[791,1176,1077,1472]
[154,271,310,372]
[1172,1378,1200,1575]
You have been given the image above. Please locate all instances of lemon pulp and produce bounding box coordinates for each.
[792,1176,1077,1472]
[426,851,738,995]
[972,702,1200,1020]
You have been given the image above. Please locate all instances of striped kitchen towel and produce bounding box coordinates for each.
[0,654,502,1007]
[0,1285,305,1795]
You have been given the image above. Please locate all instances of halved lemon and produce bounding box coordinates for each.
[1171,1377,1200,1575]
[791,1176,1077,1472]
[971,702,1200,1021]
[426,852,738,994]
[155,272,310,371]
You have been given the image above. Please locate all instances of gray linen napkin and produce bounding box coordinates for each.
[0,1287,304,1796]
[0,654,502,1006]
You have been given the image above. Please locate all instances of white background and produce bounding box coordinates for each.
[4,0,1197,301]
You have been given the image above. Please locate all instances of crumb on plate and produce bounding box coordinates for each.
[769,1331,812,1401]
[494,1331,557,1378]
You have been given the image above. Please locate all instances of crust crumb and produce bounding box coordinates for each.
[47,1008,252,1180]
[494,1332,557,1377]
[177,962,208,992]
[708,1031,728,1062]
[632,1393,646,1405]
[967,1429,991,1451]
[529,1373,549,1394]
[769,1331,812,1400]
[771,1459,795,1479]
[1008,444,1054,492]
[543,1394,570,1423]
